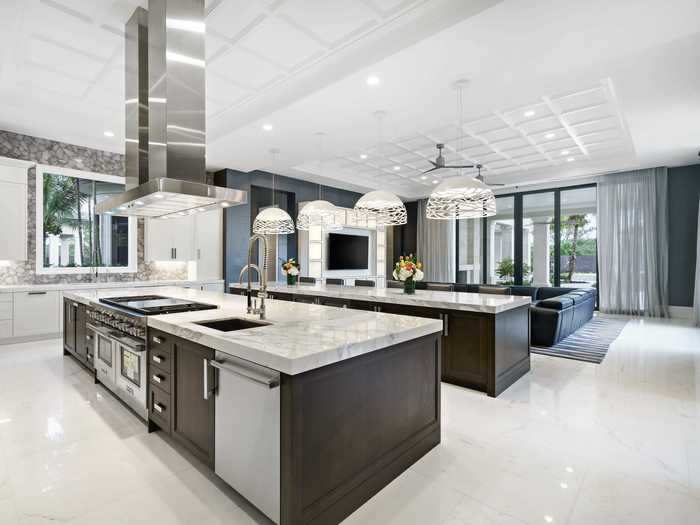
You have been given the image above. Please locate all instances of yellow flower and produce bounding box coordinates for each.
[417,262,422,269]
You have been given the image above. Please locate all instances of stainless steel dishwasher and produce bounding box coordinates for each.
[211,352,281,524]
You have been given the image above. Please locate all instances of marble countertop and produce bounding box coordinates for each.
[0,279,224,293]
[229,282,531,314]
[64,286,443,375]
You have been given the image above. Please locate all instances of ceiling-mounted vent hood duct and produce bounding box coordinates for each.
[97,0,246,218]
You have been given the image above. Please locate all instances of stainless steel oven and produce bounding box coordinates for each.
[115,340,147,418]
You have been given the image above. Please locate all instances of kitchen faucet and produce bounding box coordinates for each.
[238,234,268,319]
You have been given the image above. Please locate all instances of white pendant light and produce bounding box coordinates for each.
[354,190,407,225]
[253,148,295,235]
[297,132,341,231]
[353,111,407,226]
[426,80,496,220]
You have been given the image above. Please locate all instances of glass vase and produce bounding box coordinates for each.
[403,278,416,294]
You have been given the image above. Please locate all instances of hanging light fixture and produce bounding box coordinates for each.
[426,80,496,220]
[297,132,341,231]
[354,111,407,226]
[253,148,295,234]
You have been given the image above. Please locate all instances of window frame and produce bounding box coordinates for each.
[35,164,137,275]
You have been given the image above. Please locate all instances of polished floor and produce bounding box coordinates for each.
[1,316,699,524]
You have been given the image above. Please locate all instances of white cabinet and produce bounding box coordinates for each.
[0,293,12,338]
[145,215,194,261]
[0,162,28,260]
[194,210,222,280]
[13,291,60,337]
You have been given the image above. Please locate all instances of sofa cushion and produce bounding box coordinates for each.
[478,285,510,295]
[538,296,575,310]
[536,287,573,301]
[510,286,539,299]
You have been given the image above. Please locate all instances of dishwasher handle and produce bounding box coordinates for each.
[210,359,280,389]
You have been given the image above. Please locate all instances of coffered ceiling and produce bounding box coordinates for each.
[0,0,698,199]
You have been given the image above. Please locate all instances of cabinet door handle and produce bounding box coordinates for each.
[197,248,201,260]
[152,374,163,384]
[153,403,165,414]
[442,313,449,337]
[203,358,209,400]
[28,291,47,295]
[152,355,163,364]
[152,336,164,344]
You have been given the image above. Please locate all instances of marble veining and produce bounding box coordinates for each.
[65,287,444,375]
[0,279,223,293]
[229,282,532,314]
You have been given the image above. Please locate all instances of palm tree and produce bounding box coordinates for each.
[43,175,74,237]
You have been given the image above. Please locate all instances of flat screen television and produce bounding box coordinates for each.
[327,233,369,270]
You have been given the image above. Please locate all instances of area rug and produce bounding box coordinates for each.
[530,317,629,364]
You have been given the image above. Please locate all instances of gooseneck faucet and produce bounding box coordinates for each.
[238,234,268,319]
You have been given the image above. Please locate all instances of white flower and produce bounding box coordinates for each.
[392,269,399,280]
[398,267,411,281]
[288,266,299,276]
[414,269,424,281]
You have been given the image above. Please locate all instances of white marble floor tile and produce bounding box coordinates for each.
[0,316,698,524]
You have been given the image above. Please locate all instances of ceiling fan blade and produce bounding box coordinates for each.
[443,164,475,169]
[422,166,439,174]
[487,183,506,187]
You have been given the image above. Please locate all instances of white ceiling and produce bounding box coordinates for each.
[0,0,698,199]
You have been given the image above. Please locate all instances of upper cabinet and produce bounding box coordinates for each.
[144,210,222,278]
[0,159,29,261]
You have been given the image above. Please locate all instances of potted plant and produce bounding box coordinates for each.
[392,254,424,294]
[281,258,300,285]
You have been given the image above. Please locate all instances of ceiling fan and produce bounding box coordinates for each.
[423,143,504,187]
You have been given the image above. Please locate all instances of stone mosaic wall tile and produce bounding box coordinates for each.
[0,130,187,285]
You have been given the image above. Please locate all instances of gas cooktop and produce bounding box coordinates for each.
[99,295,218,316]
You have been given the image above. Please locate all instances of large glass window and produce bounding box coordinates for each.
[36,165,136,274]
[457,218,482,283]
[487,196,515,284]
[560,187,597,288]
[523,192,555,286]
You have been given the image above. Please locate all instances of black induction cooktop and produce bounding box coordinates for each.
[99,295,218,315]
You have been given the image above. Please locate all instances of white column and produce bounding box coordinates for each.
[532,220,550,285]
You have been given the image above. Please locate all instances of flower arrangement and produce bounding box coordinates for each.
[393,254,424,294]
[281,258,300,285]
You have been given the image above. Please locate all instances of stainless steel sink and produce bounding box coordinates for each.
[194,318,270,332]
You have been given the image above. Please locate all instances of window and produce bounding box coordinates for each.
[36,165,137,274]
[523,192,555,286]
[559,187,597,288]
[486,196,515,284]
[456,218,482,283]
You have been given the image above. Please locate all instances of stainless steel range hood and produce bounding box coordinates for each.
[97,0,246,218]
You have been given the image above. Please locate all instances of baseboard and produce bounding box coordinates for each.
[669,306,693,320]
[0,332,61,345]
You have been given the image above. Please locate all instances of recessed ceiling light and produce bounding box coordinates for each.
[135,200,144,206]
[432,179,439,184]
[544,516,554,524]
[262,123,273,131]
[561,150,570,155]
[566,157,575,162]
[545,132,555,139]
[360,154,368,159]
[366,75,380,86]
[221,202,230,207]
[523,110,535,118]
[393,166,400,171]
[118,206,127,210]
[560,482,568,489]
[105,211,113,215]
[420,175,427,180]
[104,131,115,137]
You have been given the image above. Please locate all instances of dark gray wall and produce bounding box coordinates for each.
[214,169,362,286]
[668,163,700,307]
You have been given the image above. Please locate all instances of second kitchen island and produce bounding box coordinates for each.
[63,287,443,525]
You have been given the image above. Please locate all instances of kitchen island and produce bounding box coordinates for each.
[230,282,532,398]
[63,286,443,525]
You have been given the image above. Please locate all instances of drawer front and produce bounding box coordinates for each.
[150,385,171,431]
[13,291,60,337]
[0,302,12,320]
[0,293,11,303]
[149,367,171,395]
[149,331,173,374]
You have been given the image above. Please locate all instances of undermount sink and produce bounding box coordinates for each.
[195,318,271,332]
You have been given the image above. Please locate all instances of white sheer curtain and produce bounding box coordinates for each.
[597,167,669,317]
[694,200,700,326]
[416,199,455,282]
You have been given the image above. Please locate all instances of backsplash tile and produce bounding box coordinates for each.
[0,130,187,285]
